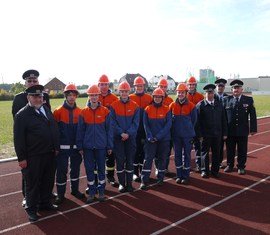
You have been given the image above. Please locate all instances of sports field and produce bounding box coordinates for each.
[1,95,270,159]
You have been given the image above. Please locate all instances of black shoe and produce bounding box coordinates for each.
[157,179,163,186]
[126,185,134,192]
[86,195,96,204]
[71,191,85,199]
[133,174,141,182]
[55,196,65,205]
[118,185,126,193]
[140,182,147,190]
[107,176,116,186]
[85,187,90,195]
[27,211,39,222]
[22,198,26,207]
[98,192,106,202]
[175,178,181,184]
[201,172,209,178]
[38,204,58,211]
[194,166,201,173]
[238,168,246,175]
[224,166,233,173]
[181,179,189,185]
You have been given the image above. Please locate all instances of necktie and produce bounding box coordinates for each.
[38,107,48,119]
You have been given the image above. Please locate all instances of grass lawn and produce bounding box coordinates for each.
[0,95,269,158]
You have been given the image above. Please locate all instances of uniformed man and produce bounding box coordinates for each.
[12,69,51,207]
[196,84,228,178]
[13,85,59,222]
[53,83,85,205]
[214,78,229,169]
[223,79,257,175]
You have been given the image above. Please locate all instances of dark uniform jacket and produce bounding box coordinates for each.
[223,95,257,136]
[14,104,59,162]
[196,100,228,138]
[12,92,51,118]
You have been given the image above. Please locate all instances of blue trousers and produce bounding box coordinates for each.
[56,149,82,196]
[141,141,170,183]
[114,138,136,187]
[173,137,193,180]
[83,149,106,196]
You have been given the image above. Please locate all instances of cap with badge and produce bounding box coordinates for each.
[230,79,244,87]
[25,85,44,96]
[22,70,40,80]
[215,78,227,86]
[203,84,216,93]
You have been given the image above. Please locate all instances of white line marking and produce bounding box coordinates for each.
[150,176,270,235]
[0,171,21,178]
[0,178,172,234]
[249,142,270,147]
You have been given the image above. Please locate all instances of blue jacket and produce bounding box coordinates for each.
[170,98,197,138]
[144,103,172,141]
[76,103,113,150]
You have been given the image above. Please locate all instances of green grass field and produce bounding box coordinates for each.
[1,95,270,158]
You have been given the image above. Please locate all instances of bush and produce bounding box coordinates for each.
[0,89,14,101]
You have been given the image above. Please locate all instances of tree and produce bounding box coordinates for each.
[10,82,25,94]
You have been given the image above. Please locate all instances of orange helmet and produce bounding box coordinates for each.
[118,81,131,91]
[176,83,188,92]
[133,76,145,85]
[87,84,101,95]
[152,88,165,97]
[187,76,197,84]
[64,83,79,94]
[157,78,168,87]
[98,74,109,84]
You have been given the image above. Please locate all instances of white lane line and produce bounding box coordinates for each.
[249,142,270,147]
[0,176,87,198]
[0,171,21,178]
[151,175,270,235]
[0,178,172,234]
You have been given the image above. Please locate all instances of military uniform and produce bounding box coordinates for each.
[13,85,59,221]
[214,78,228,167]
[11,70,51,207]
[196,84,228,177]
[223,80,257,173]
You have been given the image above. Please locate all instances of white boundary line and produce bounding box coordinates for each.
[150,175,270,235]
[1,144,270,233]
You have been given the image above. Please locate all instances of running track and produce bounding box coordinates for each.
[0,118,270,234]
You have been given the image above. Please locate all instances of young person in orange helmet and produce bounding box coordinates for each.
[186,76,204,172]
[170,83,197,184]
[76,85,113,203]
[98,74,118,186]
[156,77,174,174]
[130,76,152,182]
[157,77,174,106]
[53,83,85,205]
[110,81,139,193]
[140,88,172,190]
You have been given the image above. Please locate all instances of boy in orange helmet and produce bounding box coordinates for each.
[111,81,139,193]
[130,76,152,182]
[186,76,204,172]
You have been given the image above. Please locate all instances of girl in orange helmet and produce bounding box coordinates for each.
[140,88,172,190]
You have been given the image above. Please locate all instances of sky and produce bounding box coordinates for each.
[0,0,270,86]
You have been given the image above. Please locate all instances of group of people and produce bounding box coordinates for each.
[13,70,257,222]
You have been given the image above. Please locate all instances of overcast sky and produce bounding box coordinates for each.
[1,0,270,85]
